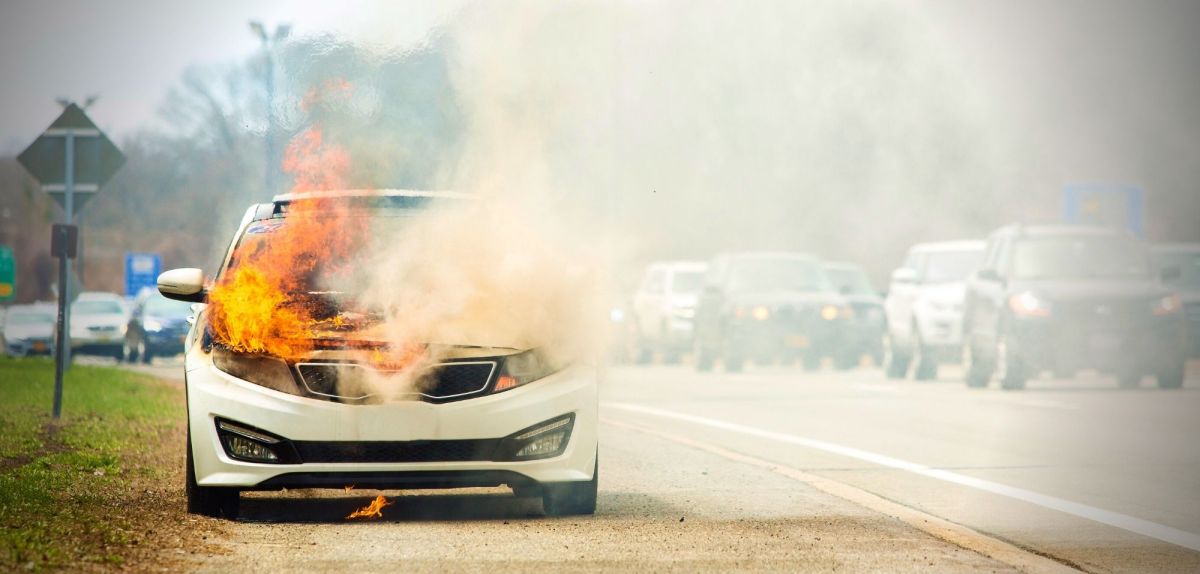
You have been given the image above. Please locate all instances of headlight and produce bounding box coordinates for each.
[492,349,560,393]
[820,305,839,321]
[609,307,625,322]
[143,319,163,332]
[498,413,575,461]
[212,345,302,394]
[1152,294,1182,316]
[1009,291,1051,317]
[751,305,770,321]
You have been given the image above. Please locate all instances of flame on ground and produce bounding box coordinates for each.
[346,494,393,520]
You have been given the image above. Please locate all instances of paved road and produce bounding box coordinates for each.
[134,357,1200,572]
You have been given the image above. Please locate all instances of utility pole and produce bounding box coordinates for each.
[250,21,291,196]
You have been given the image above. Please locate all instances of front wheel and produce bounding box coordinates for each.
[997,338,1027,391]
[186,430,240,518]
[963,338,991,388]
[913,335,938,382]
[883,333,910,379]
[1157,365,1185,389]
[542,458,598,516]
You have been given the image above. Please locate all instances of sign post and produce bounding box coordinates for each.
[18,103,125,419]
[0,247,14,303]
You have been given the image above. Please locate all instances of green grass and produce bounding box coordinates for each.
[0,357,182,570]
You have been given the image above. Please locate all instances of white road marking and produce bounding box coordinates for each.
[603,401,1200,552]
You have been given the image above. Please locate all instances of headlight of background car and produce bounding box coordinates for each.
[1151,294,1182,316]
[493,348,561,393]
[1008,291,1052,317]
[212,345,302,395]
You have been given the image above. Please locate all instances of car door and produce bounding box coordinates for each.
[965,236,1010,348]
[885,251,923,342]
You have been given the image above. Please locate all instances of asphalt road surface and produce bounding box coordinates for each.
[121,356,1200,572]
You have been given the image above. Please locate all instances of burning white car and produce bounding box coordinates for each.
[159,190,599,519]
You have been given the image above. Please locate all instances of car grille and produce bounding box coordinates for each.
[291,438,501,463]
[295,361,497,402]
[1053,298,1148,332]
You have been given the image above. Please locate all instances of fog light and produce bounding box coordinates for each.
[216,419,289,463]
[221,434,279,462]
[503,414,574,461]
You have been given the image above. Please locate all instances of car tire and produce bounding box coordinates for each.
[725,354,745,373]
[1157,365,1185,389]
[997,338,1027,391]
[883,333,910,379]
[122,336,139,363]
[634,346,654,365]
[963,338,991,389]
[695,347,715,372]
[542,457,598,517]
[140,339,153,365]
[662,350,682,365]
[913,335,938,382]
[186,429,240,519]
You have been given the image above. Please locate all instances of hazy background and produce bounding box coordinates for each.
[1,0,1197,300]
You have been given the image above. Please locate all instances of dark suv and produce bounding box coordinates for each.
[962,225,1187,390]
[693,252,850,372]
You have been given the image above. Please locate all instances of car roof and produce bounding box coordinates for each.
[822,261,866,271]
[75,291,124,301]
[646,260,708,273]
[724,251,818,261]
[1153,242,1200,254]
[909,240,985,253]
[992,223,1137,239]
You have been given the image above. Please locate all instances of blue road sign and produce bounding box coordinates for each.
[125,252,161,297]
[1063,184,1144,236]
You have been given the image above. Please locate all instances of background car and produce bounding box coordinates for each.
[693,252,850,372]
[68,292,129,360]
[630,261,707,363]
[884,240,985,380]
[962,225,1186,390]
[2,303,56,357]
[123,290,194,363]
[1153,243,1200,358]
[822,261,885,368]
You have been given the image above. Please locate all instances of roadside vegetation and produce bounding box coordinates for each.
[0,357,191,571]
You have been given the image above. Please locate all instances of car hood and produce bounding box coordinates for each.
[841,293,882,306]
[71,314,126,329]
[147,315,190,329]
[729,290,843,307]
[4,324,54,340]
[1009,278,1168,301]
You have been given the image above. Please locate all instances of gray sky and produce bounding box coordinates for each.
[0,0,466,152]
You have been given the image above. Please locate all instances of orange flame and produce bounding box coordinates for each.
[206,126,357,361]
[346,494,393,520]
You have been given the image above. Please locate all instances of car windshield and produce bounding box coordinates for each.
[146,296,194,318]
[6,309,53,325]
[1011,236,1150,280]
[71,301,124,315]
[728,258,830,293]
[1155,251,1200,289]
[670,271,705,294]
[921,250,983,283]
[824,266,875,295]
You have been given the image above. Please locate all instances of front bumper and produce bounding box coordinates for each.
[186,357,598,489]
[5,337,53,356]
[914,306,966,348]
[1007,315,1186,374]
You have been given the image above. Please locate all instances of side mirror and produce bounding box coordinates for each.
[977,268,1003,283]
[1161,266,1182,284]
[158,268,207,303]
[890,268,918,285]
